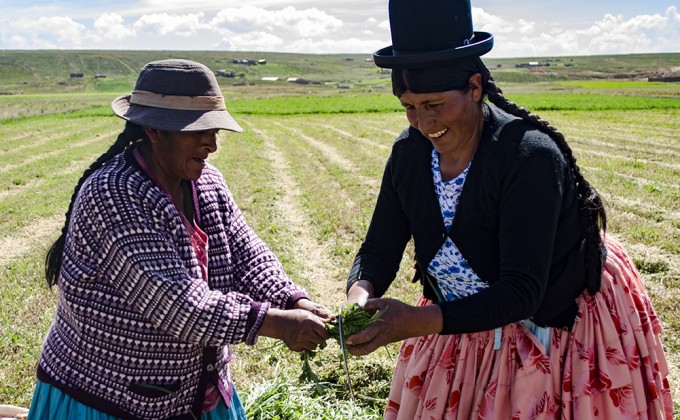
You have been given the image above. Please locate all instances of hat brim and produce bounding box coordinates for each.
[373,31,493,69]
[111,95,243,133]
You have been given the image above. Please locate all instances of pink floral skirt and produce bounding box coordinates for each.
[385,237,674,419]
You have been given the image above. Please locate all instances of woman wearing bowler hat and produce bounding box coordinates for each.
[28,59,332,419]
[345,0,673,418]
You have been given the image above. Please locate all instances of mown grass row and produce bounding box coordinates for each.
[540,110,679,256]
[0,93,112,122]
[0,120,121,235]
[211,116,414,414]
[1,258,56,405]
[0,123,116,171]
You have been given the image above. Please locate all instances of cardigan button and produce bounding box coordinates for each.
[206,363,215,372]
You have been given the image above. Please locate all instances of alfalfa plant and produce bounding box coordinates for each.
[298,303,387,393]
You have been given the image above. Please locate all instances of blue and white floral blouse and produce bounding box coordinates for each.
[427,148,488,301]
[426,148,551,351]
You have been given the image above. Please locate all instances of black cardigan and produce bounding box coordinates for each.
[348,105,587,334]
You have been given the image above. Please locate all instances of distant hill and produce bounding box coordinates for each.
[0,50,678,94]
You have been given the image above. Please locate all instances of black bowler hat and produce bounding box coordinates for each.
[373,0,493,68]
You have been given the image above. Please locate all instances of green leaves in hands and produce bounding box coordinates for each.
[298,303,386,388]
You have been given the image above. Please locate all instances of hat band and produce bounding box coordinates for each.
[392,34,477,56]
[129,90,226,111]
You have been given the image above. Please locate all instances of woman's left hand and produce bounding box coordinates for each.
[345,297,443,356]
[294,299,334,323]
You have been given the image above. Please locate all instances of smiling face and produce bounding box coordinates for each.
[144,127,219,190]
[399,73,485,158]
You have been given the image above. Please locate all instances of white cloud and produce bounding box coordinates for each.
[517,19,535,35]
[670,5,680,23]
[133,12,208,37]
[481,5,680,57]
[7,34,30,49]
[93,13,134,40]
[284,37,385,54]
[220,31,285,51]
[0,3,677,56]
[8,16,87,48]
[211,6,342,37]
[578,7,679,55]
[473,7,515,34]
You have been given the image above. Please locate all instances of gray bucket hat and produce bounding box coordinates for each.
[111,59,243,132]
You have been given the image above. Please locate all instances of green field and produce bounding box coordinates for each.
[0,51,678,418]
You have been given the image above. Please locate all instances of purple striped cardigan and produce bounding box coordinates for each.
[36,147,307,419]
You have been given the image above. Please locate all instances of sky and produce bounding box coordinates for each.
[0,0,678,58]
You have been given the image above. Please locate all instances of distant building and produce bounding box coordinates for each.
[217,70,236,77]
[261,77,279,81]
[515,62,549,68]
[337,83,353,89]
[70,73,83,78]
[648,76,680,83]
[95,74,107,78]
[257,59,267,65]
[287,77,321,85]
[232,59,258,66]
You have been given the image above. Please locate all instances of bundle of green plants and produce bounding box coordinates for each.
[298,304,386,390]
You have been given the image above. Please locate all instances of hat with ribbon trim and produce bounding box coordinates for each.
[112,59,242,132]
[373,0,493,69]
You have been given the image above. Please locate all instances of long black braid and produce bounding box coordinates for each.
[45,122,149,287]
[392,58,606,294]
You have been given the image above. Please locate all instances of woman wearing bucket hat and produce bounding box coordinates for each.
[28,59,332,420]
[345,0,673,418]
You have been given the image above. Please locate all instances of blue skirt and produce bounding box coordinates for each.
[27,381,247,420]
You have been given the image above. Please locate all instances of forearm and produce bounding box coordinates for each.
[257,307,330,352]
[346,280,374,305]
[379,299,443,339]
[257,307,287,340]
[408,304,443,337]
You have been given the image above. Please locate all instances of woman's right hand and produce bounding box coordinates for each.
[345,297,443,356]
[259,308,330,352]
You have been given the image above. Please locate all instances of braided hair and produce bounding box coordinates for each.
[45,122,149,287]
[391,58,606,294]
